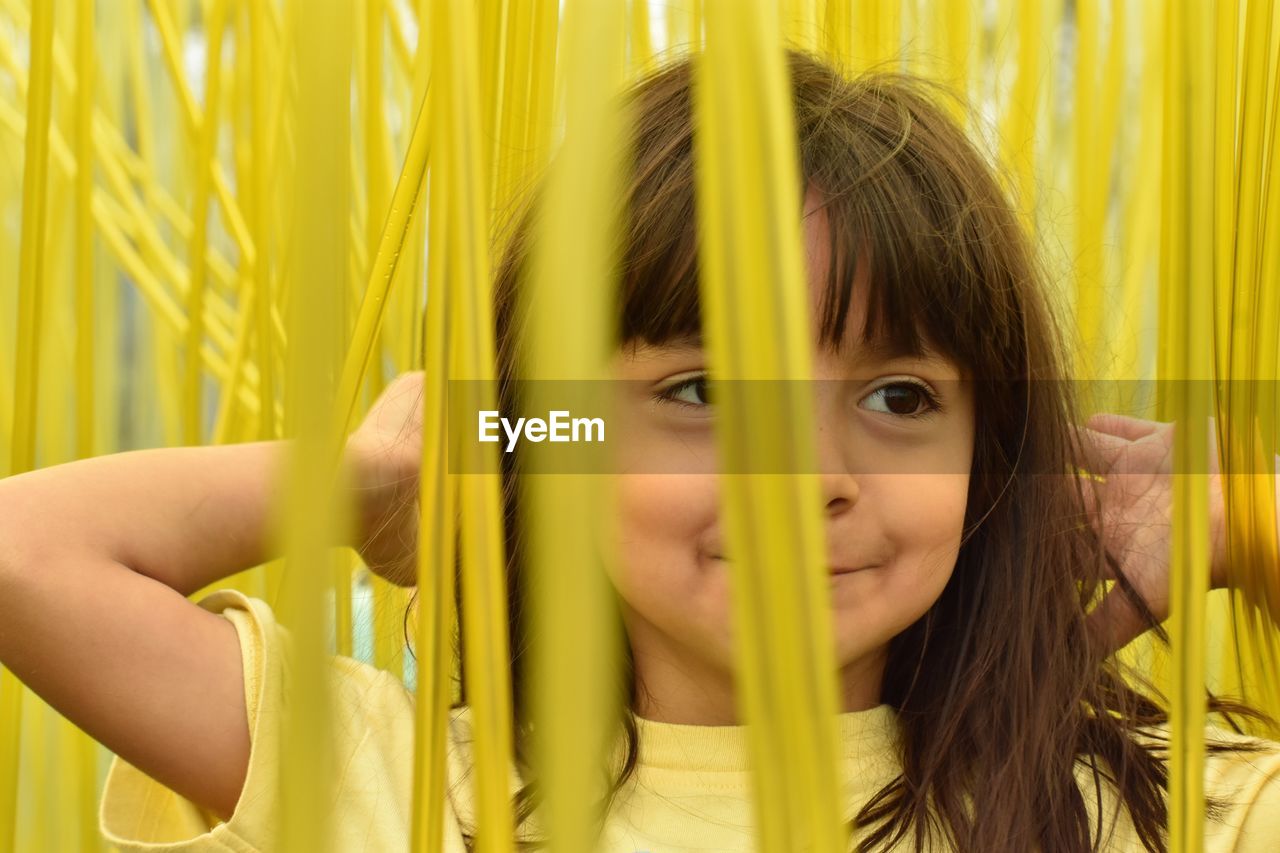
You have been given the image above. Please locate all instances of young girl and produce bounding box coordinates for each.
[1,50,1278,853]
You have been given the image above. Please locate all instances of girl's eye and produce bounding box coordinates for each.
[655,376,941,419]
[861,380,942,419]
[654,374,712,409]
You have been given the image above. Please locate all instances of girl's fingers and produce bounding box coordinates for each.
[1086,580,1160,654]
[1075,477,1124,582]
[1072,424,1130,475]
[1086,412,1163,442]
[1077,471,1101,513]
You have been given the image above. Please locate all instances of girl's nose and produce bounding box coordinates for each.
[813,395,860,515]
[819,460,860,517]
[823,489,857,518]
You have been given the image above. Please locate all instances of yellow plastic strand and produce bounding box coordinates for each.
[8,0,55,480]
[630,0,654,75]
[1113,0,1164,385]
[411,65,456,850]
[1072,0,1121,384]
[141,0,255,263]
[432,0,516,850]
[940,0,974,122]
[1160,1,1216,849]
[484,0,542,239]
[183,0,230,445]
[1222,0,1280,717]
[332,85,432,443]
[780,0,820,53]
[525,2,623,849]
[525,0,560,183]
[1,0,56,847]
[74,0,95,461]
[71,5,103,842]
[363,0,402,677]
[361,0,393,338]
[1213,3,1241,388]
[408,366,455,853]
[0,37,275,365]
[1001,0,1042,224]
[274,1,352,851]
[694,2,844,851]
[249,0,278,442]
[822,0,852,69]
[478,0,511,198]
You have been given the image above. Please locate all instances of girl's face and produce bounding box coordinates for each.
[609,191,976,723]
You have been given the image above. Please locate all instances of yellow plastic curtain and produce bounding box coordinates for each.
[694,1,844,849]
[1,1,1279,851]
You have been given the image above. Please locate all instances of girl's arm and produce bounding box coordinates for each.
[0,373,426,823]
[0,442,288,822]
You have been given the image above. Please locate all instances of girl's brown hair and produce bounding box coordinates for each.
[414,49,1268,852]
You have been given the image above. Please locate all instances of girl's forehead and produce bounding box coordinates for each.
[618,186,966,379]
[620,329,963,381]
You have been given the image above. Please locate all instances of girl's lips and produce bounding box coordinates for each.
[710,555,873,575]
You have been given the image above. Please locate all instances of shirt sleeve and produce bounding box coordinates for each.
[97,587,451,852]
[1227,736,1280,852]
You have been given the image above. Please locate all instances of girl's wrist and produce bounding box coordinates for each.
[342,438,421,583]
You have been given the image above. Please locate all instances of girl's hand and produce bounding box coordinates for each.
[343,371,425,586]
[1075,414,1227,649]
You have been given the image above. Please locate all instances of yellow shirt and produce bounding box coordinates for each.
[99,590,1280,852]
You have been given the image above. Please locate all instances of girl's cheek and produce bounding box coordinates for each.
[616,471,721,545]
[612,473,719,582]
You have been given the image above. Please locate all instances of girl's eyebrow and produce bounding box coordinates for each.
[853,337,947,367]
[627,333,704,360]
[853,340,963,380]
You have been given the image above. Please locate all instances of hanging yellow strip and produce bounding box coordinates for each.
[249,0,279,442]
[365,0,391,250]
[8,0,55,480]
[183,0,230,445]
[274,0,352,851]
[1222,0,1280,723]
[1212,1,1240,387]
[526,1,623,849]
[433,0,516,849]
[73,1,102,839]
[1251,17,1280,635]
[141,0,255,264]
[333,91,432,440]
[630,0,654,75]
[1160,0,1215,850]
[942,0,973,122]
[1001,0,1042,226]
[780,0,820,53]
[1113,0,1164,386]
[525,0,560,191]
[411,30,457,846]
[822,0,852,68]
[478,0,509,168]
[210,283,257,444]
[1,0,55,845]
[1072,0,1103,381]
[487,0,529,241]
[1232,0,1280,716]
[74,0,96,461]
[693,1,844,851]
